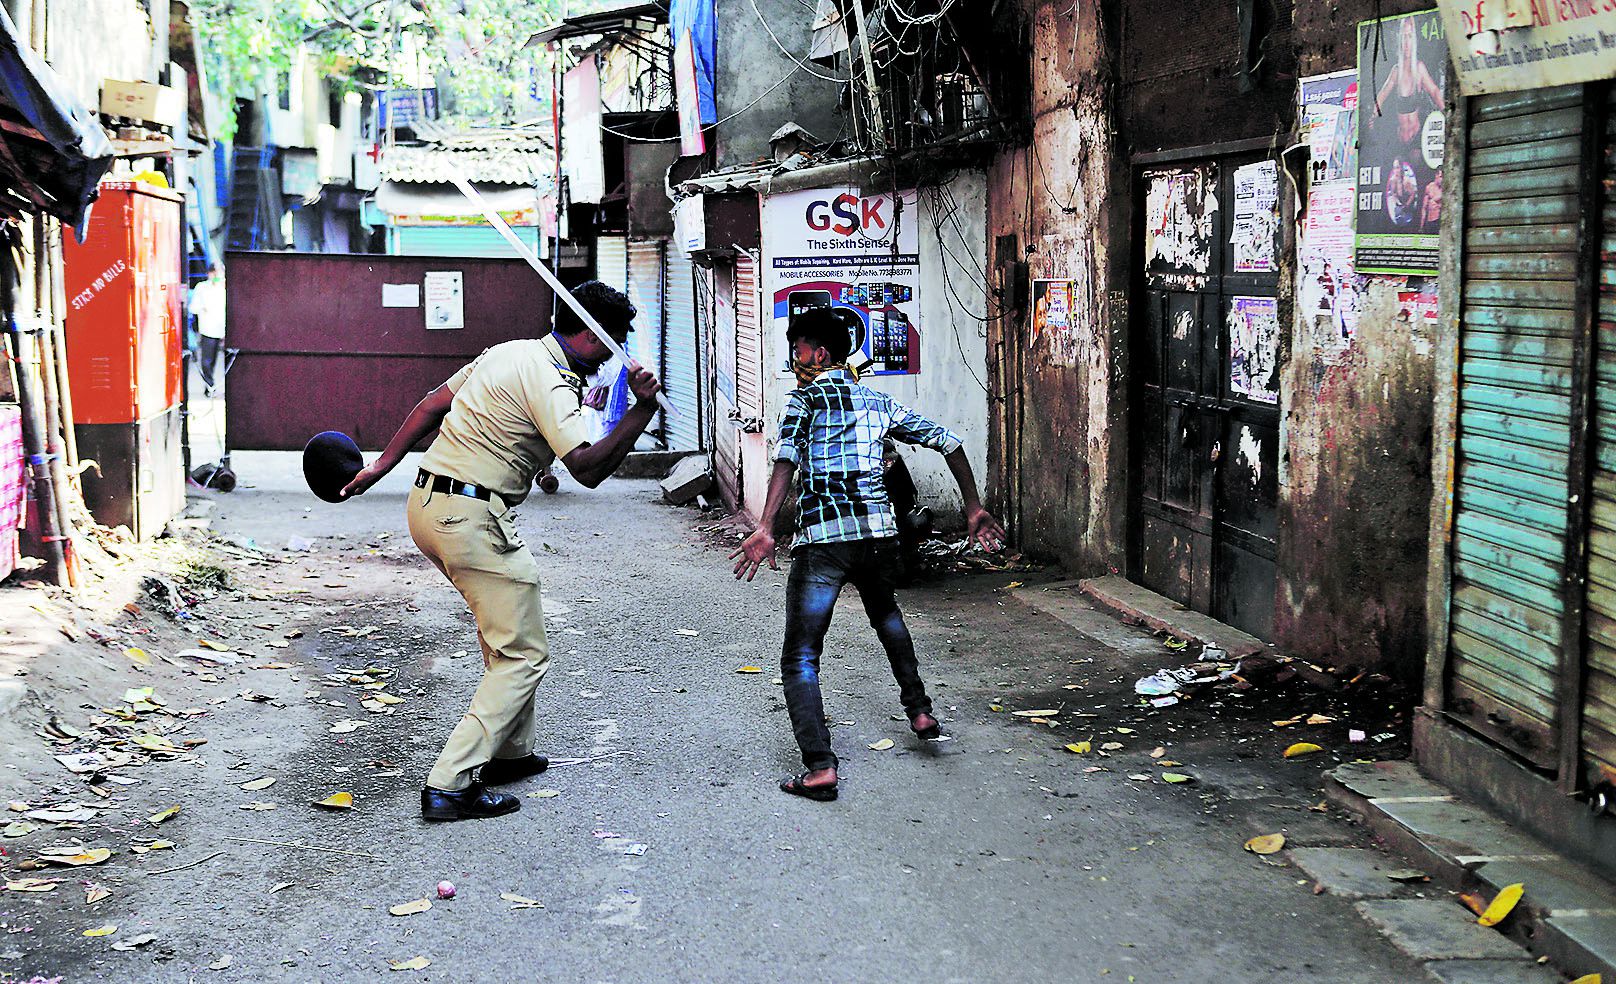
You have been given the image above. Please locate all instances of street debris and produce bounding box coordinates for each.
[437,881,456,899]
[1283,742,1324,759]
[1244,833,1286,855]
[1477,882,1524,927]
[390,956,431,971]
[389,898,433,917]
[868,739,894,750]
[313,792,355,810]
[501,893,544,910]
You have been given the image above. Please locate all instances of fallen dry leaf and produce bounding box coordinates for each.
[1157,760,1183,767]
[1566,976,1601,984]
[1161,773,1193,784]
[1114,727,1136,735]
[111,934,157,950]
[389,956,431,971]
[197,639,231,651]
[329,720,365,735]
[1100,742,1125,751]
[1273,717,1301,727]
[1283,742,1324,759]
[389,898,432,917]
[314,792,354,810]
[1478,882,1524,927]
[2,821,37,838]
[209,955,232,971]
[85,884,112,904]
[1384,868,1428,883]
[133,734,181,753]
[1064,742,1091,754]
[1149,747,1166,758]
[124,647,151,665]
[5,878,61,892]
[38,848,112,867]
[1128,773,1152,781]
[82,924,117,938]
[1306,714,1336,726]
[130,840,175,854]
[868,738,895,751]
[675,629,699,637]
[1012,709,1059,717]
[241,777,276,791]
[1244,833,1286,855]
[240,802,277,811]
[500,892,544,910]
[147,805,180,825]
[734,666,763,674]
[529,789,561,799]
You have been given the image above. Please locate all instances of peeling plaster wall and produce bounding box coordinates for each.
[984,0,1126,570]
[1275,0,1440,682]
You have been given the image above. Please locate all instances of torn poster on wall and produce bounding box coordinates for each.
[1298,183,1360,353]
[1299,70,1358,186]
[1229,296,1280,405]
[1231,161,1279,273]
[1032,278,1080,368]
[1144,165,1216,282]
[1356,8,1447,275]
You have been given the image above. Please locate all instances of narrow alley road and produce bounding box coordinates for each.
[13,455,1430,983]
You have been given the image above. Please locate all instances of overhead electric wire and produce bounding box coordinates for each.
[747,0,853,83]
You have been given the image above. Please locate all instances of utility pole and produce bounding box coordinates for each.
[848,0,886,154]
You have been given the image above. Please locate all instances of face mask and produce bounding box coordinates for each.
[553,331,608,375]
[791,347,856,387]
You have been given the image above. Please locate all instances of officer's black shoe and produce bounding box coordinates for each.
[421,783,521,822]
[479,754,550,786]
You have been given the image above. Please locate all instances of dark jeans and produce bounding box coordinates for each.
[782,539,932,771]
[199,336,224,388]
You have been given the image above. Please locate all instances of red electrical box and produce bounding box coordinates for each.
[62,179,186,539]
[63,180,184,424]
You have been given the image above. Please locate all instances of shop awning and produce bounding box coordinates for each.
[0,5,114,236]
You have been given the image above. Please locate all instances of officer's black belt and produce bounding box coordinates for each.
[417,469,507,505]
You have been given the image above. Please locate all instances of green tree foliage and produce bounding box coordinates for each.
[427,0,565,123]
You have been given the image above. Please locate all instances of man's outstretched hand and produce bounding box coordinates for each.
[341,461,386,499]
[730,528,778,581]
[967,505,1007,553]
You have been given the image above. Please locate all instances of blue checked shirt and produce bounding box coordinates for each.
[775,369,963,545]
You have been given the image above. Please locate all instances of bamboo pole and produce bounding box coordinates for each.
[31,220,75,585]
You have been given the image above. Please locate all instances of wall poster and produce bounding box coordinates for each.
[424,271,464,330]
[1300,70,1358,186]
[761,187,922,376]
[1231,160,1279,273]
[1144,165,1217,282]
[1355,9,1448,275]
[1229,296,1280,405]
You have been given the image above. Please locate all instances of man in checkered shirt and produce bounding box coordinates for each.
[732,308,1006,802]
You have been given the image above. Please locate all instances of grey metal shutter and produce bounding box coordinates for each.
[663,254,703,451]
[596,236,628,294]
[1581,88,1616,790]
[1447,83,1588,769]
[627,240,666,449]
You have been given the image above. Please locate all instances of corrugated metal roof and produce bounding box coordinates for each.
[380,143,551,185]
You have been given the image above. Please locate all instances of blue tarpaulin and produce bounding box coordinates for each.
[669,0,715,124]
[0,5,114,237]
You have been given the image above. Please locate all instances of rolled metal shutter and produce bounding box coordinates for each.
[596,236,628,294]
[393,225,546,258]
[735,253,764,416]
[663,254,703,451]
[1581,88,1616,790]
[1447,84,1587,768]
[627,240,666,448]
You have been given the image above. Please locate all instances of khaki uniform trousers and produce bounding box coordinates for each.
[407,482,551,791]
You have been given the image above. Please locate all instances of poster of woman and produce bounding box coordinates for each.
[1355,9,1447,275]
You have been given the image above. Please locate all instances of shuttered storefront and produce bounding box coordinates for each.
[627,240,665,449]
[735,253,764,419]
[1447,84,1587,769]
[393,225,545,258]
[596,236,628,294]
[1580,88,1616,790]
[663,256,703,451]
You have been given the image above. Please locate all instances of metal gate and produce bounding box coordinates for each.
[596,236,628,294]
[663,255,703,451]
[1446,84,1589,769]
[627,240,665,447]
[735,253,764,419]
[1130,149,1281,640]
[223,252,550,450]
[1579,86,1616,789]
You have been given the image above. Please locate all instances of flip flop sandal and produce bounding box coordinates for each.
[780,773,838,801]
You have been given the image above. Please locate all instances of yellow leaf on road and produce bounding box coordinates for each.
[389,899,432,917]
[198,639,231,651]
[735,666,762,674]
[389,956,431,971]
[1244,833,1286,855]
[1114,727,1136,735]
[1161,773,1193,783]
[1013,709,1059,717]
[314,792,354,810]
[1567,975,1601,984]
[1005,581,1024,589]
[5,878,60,892]
[1478,882,1524,927]
[124,647,151,665]
[1064,742,1092,754]
[133,734,180,753]
[1283,742,1324,759]
[1306,714,1336,725]
[240,777,276,791]
[147,805,180,825]
[39,848,111,867]
[82,924,117,937]
[868,738,894,750]
[371,693,405,705]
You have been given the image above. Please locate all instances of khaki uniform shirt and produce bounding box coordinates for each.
[419,335,593,503]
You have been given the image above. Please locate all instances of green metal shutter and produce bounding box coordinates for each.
[392,225,544,258]
[1580,89,1616,791]
[663,255,703,451]
[1449,84,1587,769]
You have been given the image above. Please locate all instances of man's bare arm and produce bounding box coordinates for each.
[341,384,455,497]
[731,460,797,580]
[560,365,662,488]
[943,447,1007,552]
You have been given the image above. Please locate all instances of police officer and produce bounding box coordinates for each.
[342,281,661,821]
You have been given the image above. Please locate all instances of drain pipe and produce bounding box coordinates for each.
[1,229,64,585]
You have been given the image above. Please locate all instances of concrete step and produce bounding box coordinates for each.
[1077,574,1268,657]
[1327,760,1615,981]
